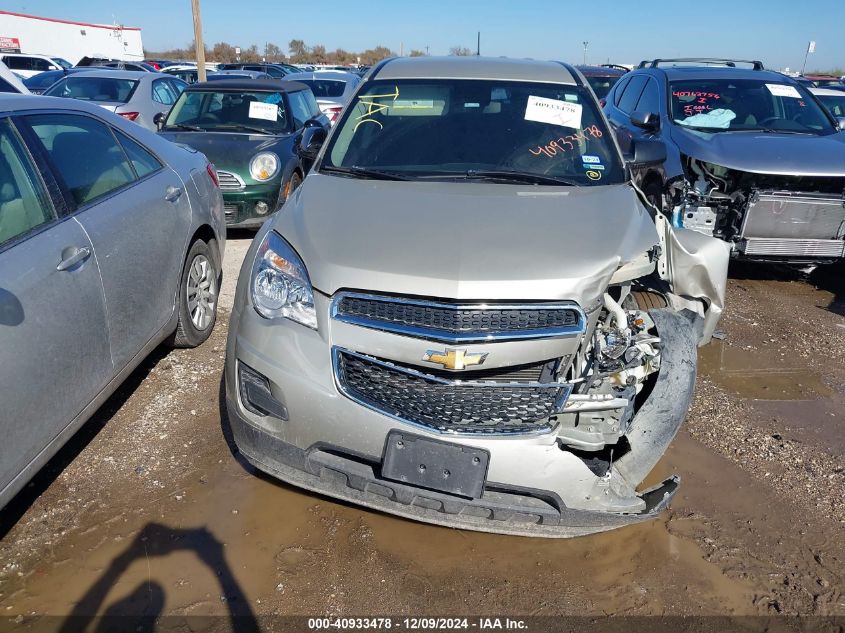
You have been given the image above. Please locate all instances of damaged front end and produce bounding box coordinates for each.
[669,156,845,262]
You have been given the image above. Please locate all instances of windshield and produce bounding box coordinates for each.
[584,75,622,100]
[670,79,834,133]
[43,76,139,103]
[164,90,291,133]
[813,79,844,88]
[815,93,845,117]
[297,79,347,98]
[322,79,624,186]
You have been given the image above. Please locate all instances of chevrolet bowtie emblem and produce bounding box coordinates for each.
[422,348,488,370]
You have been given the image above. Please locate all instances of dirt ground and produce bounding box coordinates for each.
[1,234,844,627]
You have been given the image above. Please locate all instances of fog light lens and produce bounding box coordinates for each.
[238,362,288,419]
[255,201,269,215]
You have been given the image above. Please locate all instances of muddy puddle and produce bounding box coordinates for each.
[0,424,773,621]
[698,340,845,455]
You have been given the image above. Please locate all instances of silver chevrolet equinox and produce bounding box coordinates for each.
[224,57,730,537]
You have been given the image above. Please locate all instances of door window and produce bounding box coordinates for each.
[617,76,647,114]
[0,120,55,246]
[116,131,162,179]
[4,56,31,71]
[26,114,136,206]
[634,78,661,115]
[288,90,319,127]
[30,58,51,71]
[152,78,178,105]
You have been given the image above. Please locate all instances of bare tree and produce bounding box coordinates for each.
[409,49,426,57]
[288,39,309,63]
[449,46,473,56]
[264,43,284,63]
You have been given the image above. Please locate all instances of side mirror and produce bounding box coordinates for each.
[304,117,323,129]
[631,110,660,132]
[299,126,327,162]
[836,116,845,131]
[628,138,666,167]
[153,112,167,131]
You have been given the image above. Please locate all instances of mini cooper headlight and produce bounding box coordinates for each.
[249,152,279,181]
[251,231,316,329]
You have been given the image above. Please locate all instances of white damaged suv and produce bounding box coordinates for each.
[224,56,729,537]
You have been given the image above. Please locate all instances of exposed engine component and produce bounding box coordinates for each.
[668,156,845,261]
[555,289,661,453]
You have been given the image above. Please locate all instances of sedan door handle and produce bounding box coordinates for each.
[165,186,183,202]
[56,246,91,271]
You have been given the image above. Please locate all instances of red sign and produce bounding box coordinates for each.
[0,37,21,52]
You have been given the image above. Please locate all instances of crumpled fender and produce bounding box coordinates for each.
[656,214,730,344]
[614,308,698,487]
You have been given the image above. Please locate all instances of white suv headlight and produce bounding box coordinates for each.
[251,232,317,329]
[249,152,279,181]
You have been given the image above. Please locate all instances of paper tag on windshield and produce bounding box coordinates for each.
[524,96,582,128]
[766,84,801,98]
[249,101,278,121]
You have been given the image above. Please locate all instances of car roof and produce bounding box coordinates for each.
[576,65,626,77]
[373,56,578,84]
[648,66,792,82]
[186,78,307,92]
[60,70,155,80]
[285,71,358,81]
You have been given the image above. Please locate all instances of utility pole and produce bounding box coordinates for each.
[477,31,481,56]
[425,45,430,56]
[190,0,207,81]
[582,41,588,65]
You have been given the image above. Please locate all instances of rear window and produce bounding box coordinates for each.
[297,79,347,98]
[43,77,139,103]
[584,75,621,100]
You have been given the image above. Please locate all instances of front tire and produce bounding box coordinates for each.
[169,239,218,348]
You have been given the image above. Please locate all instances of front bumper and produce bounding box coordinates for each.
[224,304,696,537]
[222,184,281,227]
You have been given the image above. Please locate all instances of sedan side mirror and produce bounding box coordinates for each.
[836,116,845,131]
[631,111,660,132]
[304,116,323,128]
[153,112,166,131]
[628,138,666,167]
[299,126,328,162]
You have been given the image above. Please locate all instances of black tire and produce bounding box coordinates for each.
[168,239,218,348]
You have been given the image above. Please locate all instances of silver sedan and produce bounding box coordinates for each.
[42,70,188,131]
[281,70,361,124]
[0,94,225,509]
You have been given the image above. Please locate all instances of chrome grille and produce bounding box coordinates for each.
[217,170,245,191]
[332,293,585,343]
[333,349,570,435]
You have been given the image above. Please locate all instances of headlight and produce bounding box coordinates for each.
[251,231,317,329]
[249,152,279,181]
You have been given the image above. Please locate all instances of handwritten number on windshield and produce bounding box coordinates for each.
[354,86,400,131]
[529,125,603,158]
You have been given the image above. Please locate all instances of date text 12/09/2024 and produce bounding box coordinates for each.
[307,618,529,630]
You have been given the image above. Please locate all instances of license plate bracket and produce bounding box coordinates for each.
[381,431,489,499]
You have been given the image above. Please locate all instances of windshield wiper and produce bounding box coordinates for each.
[215,123,274,135]
[164,123,203,132]
[428,169,578,186]
[320,165,411,181]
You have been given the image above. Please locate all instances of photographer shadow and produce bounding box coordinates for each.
[58,522,260,633]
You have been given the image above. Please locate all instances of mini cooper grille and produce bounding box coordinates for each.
[335,351,568,434]
[217,170,245,191]
[334,295,582,341]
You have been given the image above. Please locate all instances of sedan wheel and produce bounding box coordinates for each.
[169,239,219,348]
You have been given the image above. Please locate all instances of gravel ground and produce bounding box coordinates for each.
[0,244,843,622]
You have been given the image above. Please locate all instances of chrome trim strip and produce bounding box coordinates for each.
[216,170,246,191]
[330,292,587,344]
[331,347,570,438]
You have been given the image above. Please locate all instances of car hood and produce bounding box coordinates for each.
[273,174,659,304]
[670,125,845,176]
[158,131,294,176]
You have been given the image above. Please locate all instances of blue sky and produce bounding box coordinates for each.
[10,0,844,71]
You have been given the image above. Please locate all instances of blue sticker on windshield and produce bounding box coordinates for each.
[582,155,601,164]
[263,93,282,105]
[583,163,605,170]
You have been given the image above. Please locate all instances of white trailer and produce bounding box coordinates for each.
[0,10,144,65]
